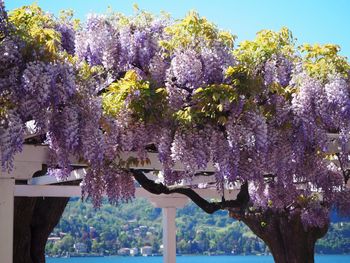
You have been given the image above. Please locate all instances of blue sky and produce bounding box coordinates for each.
[4,0,350,59]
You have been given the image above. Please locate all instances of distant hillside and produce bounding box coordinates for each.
[46,198,350,257]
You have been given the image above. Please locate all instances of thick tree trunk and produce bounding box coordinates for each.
[13,197,37,263]
[13,176,78,263]
[230,210,329,263]
[14,196,69,263]
[31,197,70,263]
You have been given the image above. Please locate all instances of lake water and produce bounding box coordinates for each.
[47,255,350,263]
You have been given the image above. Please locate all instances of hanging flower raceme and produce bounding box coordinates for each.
[77,13,350,227]
[1,3,350,230]
[0,3,108,180]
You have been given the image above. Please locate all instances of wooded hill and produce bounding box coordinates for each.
[45,198,350,257]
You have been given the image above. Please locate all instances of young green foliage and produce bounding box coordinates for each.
[58,9,80,31]
[102,70,167,123]
[228,27,297,108]
[160,11,235,53]
[234,27,296,68]
[8,3,61,60]
[175,84,238,126]
[300,44,350,81]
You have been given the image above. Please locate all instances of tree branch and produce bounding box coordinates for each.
[131,169,250,214]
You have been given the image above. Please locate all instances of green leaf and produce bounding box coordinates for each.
[212,93,220,101]
[156,88,165,93]
[194,87,204,94]
[217,104,224,112]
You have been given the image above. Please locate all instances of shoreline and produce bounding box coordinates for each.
[46,253,350,258]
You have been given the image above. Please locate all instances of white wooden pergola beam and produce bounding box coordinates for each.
[27,169,87,185]
[6,133,349,184]
[2,145,48,180]
[27,169,219,187]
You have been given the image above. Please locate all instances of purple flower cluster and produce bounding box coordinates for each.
[75,13,168,78]
[1,2,350,230]
[56,23,75,54]
[264,54,293,87]
[165,44,234,110]
[0,111,24,171]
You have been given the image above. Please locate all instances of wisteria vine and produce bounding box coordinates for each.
[1,2,350,228]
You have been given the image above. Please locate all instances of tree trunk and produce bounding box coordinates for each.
[13,197,37,263]
[31,197,70,263]
[14,196,70,263]
[230,210,329,263]
[13,177,78,263]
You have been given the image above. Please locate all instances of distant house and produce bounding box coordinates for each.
[118,248,131,256]
[74,243,87,253]
[140,246,153,256]
[130,247,139,256]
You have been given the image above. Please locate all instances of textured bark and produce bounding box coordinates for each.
[13,197,37,263]
[230,210,329,263]
[13,173,76,263]
[31,197,70,263]
[14,196,69,263]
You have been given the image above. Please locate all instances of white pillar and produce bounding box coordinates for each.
[162,207,176,263]
[148,196,188,263]
[0,177,14,263]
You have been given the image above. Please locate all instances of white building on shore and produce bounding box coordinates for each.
[130,247,139,256]
[140,246,153,256]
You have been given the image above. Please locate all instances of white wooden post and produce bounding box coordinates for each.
[0,177,15,263]
[162,207,177,263]
[148,196,188,263]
